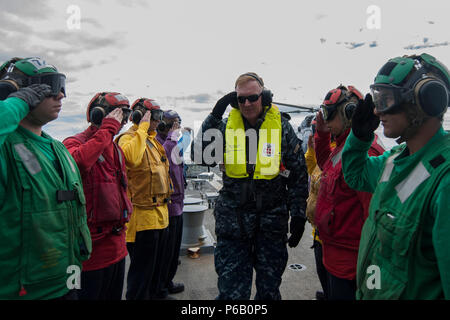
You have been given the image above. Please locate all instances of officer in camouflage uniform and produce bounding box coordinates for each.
[192,72,308,300]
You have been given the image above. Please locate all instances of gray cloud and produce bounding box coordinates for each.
[184,106,214,113]
[185,93,213,104]
[0,25,124,74]
[37,30,127,52]
[1,0,53,19]
[81,17,103,29]
[66,76,78,84]
[158,93,215,104]
[0,12,34,33]
[315,14,327,20]
[115,0,149,7]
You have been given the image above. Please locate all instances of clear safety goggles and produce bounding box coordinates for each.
[320,103,338,121]
[370,84,413,114]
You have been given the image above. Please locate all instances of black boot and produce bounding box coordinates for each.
[168,281,185,294]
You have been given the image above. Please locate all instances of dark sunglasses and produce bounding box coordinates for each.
[28,73,66,97]
[237,92,262,104]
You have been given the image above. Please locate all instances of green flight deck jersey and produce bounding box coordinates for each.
[342,129,450,299]
[0,97,92,300]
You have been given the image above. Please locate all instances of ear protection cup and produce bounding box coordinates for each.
[261,89,273,107]
[0,80,18,100]
[132,109,144,124]
[415,78,449,116]
[344,102,357,121]
[90,107,106,125]
[157,121,168,132]
[341,85,362,122]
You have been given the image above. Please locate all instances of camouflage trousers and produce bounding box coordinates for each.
[214,234,288,300]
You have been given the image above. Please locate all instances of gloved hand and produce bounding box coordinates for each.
[352,94,380,142]
[8,84,53,111]
[315,110,329,133]
[211,91,237,118]
[288,216,306,248]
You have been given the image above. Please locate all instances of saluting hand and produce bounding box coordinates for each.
[8,84,53,111]
[140,110,151,124]
[211,92,237,118]
[352,94,380,141]
[105,108,123,124]
[171,121,181,131]
[315,111,328,133]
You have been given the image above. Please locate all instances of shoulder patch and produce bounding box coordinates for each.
[429,155,445,169]
[294,143,300,154]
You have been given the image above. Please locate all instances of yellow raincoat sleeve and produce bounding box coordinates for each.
[117,122,150,168]
[304,145,317,175]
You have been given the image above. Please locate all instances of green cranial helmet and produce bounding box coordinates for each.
[371,53,450,117]
[0,57,66,97]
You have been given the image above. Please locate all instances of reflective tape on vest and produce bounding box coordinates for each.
[395,161,430,203]
[380,154,397,182]
[331,149,343,167]
[14,143,42,175]
[64,152,76,173]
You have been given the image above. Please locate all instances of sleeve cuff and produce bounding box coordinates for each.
[101,118,121,132]
[137,121,150,133]
[348,129,374,150]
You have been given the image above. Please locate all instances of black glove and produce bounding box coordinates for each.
[288,216,306,248]
[211,91,237,118]
[352,94,380,142]
[8,84,53,111]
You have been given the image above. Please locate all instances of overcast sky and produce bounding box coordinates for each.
[1,0,449,145]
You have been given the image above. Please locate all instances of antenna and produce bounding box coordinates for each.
[273,101,319,113]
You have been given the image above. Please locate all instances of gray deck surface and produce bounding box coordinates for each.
[122,175,321,300]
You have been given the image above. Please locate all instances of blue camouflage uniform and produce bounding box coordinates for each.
[191,111,308,300]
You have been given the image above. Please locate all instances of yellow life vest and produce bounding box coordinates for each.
[225,104,281,180]
[117,126,172,209]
